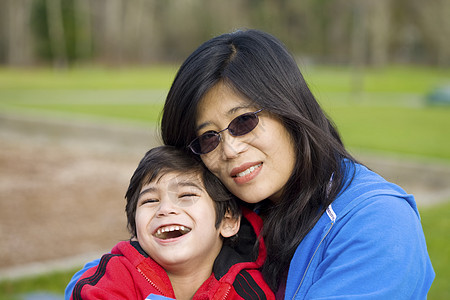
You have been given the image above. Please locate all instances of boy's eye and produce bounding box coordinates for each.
[140,199,159,206]
[181,193,197,197]
[175,194,199,207]
[180,193,198,200]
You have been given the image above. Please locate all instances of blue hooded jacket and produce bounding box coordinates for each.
[284,161,434,299]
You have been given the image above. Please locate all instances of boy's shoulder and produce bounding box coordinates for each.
[71,241,174,300]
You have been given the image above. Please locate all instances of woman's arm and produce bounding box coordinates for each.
[287,195,435,299]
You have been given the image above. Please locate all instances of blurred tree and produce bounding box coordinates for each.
[31,0,52,61]
[0,0,448,66]
[2,0,34,66]
[367,0,390,66]
[349,0,367,98]
[45,0,68,68]
[73,0,92,63]
[324,0,352,64]
[100,0,123,63]
[410,0,450,66]
[31,0,93,66]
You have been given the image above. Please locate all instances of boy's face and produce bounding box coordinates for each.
[135,171,239,275]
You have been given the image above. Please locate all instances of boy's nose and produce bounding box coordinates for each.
[156,196,179,216]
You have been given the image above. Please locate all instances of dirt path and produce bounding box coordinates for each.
[1,112,449,279]
[0,112,161,279]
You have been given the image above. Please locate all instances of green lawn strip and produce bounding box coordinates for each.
[0,89,166,125]
[304,65,450,94]
[1,65,448,92]
[0,66,177,90]
[1,66,449,160]
[0,89,167,104]
[326,105,450,160]
[0,267,79,299]
[1,90,449,160]
[12,102,164,124]
[420,201,450,299]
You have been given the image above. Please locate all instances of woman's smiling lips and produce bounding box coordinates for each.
[230,162,263,184]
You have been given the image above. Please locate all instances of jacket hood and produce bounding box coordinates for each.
[331,160,419,222]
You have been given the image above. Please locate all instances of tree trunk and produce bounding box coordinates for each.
[74,0,92,63]
[5,0,34,66]
[102,0,123,64]
[350,0,368,100]
[45,0,68,68]
[367,0,391,66]
[410,0,450,66]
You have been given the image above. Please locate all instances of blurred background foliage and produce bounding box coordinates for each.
[0,0,449,68]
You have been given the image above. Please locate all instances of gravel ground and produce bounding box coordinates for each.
[1,112,449,280]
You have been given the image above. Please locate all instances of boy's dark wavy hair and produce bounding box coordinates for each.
[160,29,357,289]
[125,145,241,238]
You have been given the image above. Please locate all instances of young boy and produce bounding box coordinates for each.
[69,146,274,300]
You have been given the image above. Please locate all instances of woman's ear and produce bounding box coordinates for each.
[220,212,241,238]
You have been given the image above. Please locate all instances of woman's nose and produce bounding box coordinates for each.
[220,133,247,159]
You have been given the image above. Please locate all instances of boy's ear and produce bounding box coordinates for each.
[220,212,241,238]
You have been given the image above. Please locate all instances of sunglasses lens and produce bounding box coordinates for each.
[190,132,220,154]
[229,113,259,136]
[188,110,262,155]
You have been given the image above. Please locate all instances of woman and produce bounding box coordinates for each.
[66,29,434,299]
[160,29,434,298]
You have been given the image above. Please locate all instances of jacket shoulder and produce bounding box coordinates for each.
[71,253,124,300]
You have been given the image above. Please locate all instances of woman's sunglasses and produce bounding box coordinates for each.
[188,109,263,155]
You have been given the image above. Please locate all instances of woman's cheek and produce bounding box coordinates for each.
[201,155,221,176]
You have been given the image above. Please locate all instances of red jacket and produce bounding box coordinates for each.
[71,207,274,299]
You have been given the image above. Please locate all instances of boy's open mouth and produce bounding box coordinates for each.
[154,225,192,239]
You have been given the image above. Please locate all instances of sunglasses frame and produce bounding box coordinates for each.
[188,109,263,155]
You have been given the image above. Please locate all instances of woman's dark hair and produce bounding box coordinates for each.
[125,145,241,238]
[160,29,356,289]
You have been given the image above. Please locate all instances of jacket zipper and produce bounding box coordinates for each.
[291,221,334,299]
[211,284,231,300]
[139,266,232,300]
[137,267,166,296]
[221,286,231,300]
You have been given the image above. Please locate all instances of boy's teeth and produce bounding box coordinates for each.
[236,163,262,177]
[158,226,177,234]
[155,225,191,239]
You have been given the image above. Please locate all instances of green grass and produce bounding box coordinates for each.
[0,89,166,124]
[0,268,79,300]
[420,201,450,299]
[0,66,178,90]
[329,105,450,160]
[303,65,450,94]
[0,66,449,160]
[302,65,450,159]
[0,202,447,299]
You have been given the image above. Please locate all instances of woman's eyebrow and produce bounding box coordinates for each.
[196,121,211,132]
[228,105,252,115]
[195,105,253,132]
